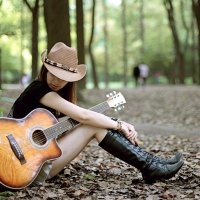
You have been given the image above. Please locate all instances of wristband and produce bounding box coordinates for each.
[111,117,118,121]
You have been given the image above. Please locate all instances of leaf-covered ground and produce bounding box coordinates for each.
[1,85,200,199]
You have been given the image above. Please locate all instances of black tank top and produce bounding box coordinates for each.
[8,80,61,119]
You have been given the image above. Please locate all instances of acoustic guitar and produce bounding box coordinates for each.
[0,91,126,189]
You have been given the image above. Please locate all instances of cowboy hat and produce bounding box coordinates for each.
[41,42,86,82]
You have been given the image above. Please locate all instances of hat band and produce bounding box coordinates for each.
[44,57,78,73]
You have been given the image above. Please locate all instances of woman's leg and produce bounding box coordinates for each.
[99,130,184,183]
[48,124,107,178]
[48,126,183,184]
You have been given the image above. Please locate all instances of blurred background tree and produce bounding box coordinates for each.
[0,0,200,89]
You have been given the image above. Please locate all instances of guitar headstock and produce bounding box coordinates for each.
[106,91,126,111]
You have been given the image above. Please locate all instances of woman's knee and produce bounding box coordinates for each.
[94,128,107,142]
[62,124,107,143]
[79,124,107,141]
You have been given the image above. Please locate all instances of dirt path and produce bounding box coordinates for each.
[1,85,200,199]
[82,85,200,138]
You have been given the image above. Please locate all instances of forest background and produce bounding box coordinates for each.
[0,1,200,198]
[0,0,200,90]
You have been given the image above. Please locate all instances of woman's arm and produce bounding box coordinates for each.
[40,91,138,145]
[40,92,118,129]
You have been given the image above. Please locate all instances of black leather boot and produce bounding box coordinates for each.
[99,130,184,183]
[142,149,182,164]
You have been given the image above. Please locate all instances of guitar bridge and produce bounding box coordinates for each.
[7,134,26,165]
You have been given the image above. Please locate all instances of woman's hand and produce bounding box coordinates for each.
[120,121,139,145]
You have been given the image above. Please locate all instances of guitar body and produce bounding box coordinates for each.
[0,108,62,189]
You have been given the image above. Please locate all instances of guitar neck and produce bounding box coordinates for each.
[44,101,110,140]
[68,101,111,127]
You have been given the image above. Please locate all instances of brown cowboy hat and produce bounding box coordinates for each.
[41,42,86,82]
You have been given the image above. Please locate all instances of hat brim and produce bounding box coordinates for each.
[41,50,86,82]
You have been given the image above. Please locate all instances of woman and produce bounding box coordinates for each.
[8,42,183,186]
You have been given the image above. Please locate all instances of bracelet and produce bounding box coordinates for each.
[116,120,122,131]
[111,117,118,121]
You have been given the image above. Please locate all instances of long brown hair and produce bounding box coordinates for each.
[37,65,77,104]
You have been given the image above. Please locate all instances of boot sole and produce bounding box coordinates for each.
[143,160,184,184]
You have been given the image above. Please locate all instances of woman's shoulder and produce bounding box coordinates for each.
[25,80,49,90]
[29,80,45,87]
[20,80,51,98]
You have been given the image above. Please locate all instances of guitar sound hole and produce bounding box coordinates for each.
[32,130,47,145]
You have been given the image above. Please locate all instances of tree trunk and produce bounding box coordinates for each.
[180,0,190,54]
[102,0,109,88]
[121,0,128,86]
[139,0,145,59]
[191,12,197,83]
[88,0,98,89]
[23,0,39,80]
[76,0,86,89]
[20,1,25,77]
[192,0,200,84]
[44,0,71,50]
[164,0,185,84]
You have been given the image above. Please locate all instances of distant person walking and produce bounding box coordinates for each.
[20,73,31,88]
[132,65,140,87]
[139,63,149,86]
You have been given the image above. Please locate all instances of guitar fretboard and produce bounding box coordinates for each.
[44,101,110,140]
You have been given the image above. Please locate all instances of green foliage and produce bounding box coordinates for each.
[0,107,5,117]
[84,173,95,180]
[0,90,15,116]
[0,0,197,86]
[0,0,32,83]
[0,191,15,199]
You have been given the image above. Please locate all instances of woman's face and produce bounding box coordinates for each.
[47,71,68,91]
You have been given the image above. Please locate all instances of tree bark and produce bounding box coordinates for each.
[88,0,98,89]
[180,0,190,53]
[23,0,39,80]
[163,0,185,84]
[191,17,197,83]
[121,0,128,86]
[76,0,86,89]
[103,0,109,88]
[192,0,200,84]
[44,0,71,50]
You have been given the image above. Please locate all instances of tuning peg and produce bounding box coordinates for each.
[113,91,117,94]
[106,94,109,98]
[110,92,113,96]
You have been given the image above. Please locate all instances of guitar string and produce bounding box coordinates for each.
[0,96,122,176]
[8,96,124,163]
[8,97,197,175]
[33,102,108,144]
[16,102,112,151]
[38,101,113,143]
[34,97,198,143]
[25,95,122,144]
